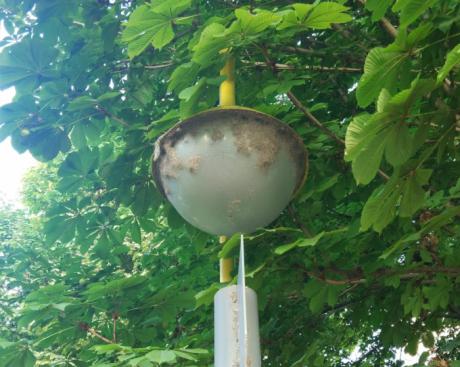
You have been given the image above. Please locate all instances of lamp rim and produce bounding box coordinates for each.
[152,106,308,200]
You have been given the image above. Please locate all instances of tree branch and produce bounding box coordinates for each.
[79,322,113,344]
[301,266,460,286]
[144,61,174,70]
[380,17,398,38]
[259,46,391,181]
[96,106,130,127]
[245,60,362,73]
[285,89,346,145]
[288,204,312,237]
[356,0,398,38]
[112,312,118,343]
[282,45,363,58]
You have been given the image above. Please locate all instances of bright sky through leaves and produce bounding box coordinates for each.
[0,23,37,204]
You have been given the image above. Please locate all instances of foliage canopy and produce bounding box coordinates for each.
[0,0,460,366]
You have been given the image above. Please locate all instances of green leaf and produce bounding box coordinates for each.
[381,206,460,258]
[407,23,433,47]
[345,114,373,161]
[437,44,460,83]
[393,0,437,28]
[58,149,98,177]
[168,62,199,93]
[122,3,188,58]
[399,169,431,217]
[52,302,71,311]
[423,276,451,310]
[130,221,142,244]
[365,0,392,21]
[218,233,240,258]
[234,8,280,35]
[347,78,436,184]
[385,78,436,111]
[68,96,97,111]
[384,123,412,167]
[352,131,387,185]
[192,23,227,66]
[92,344,124,353]
[97,91,121,102]
[356,47,407,108]
[195,283,221,308]
[302,2,352,29]
[178,78,207,102]
[405,335,419,356]
[0,38,58,90]
[361,179,402,232]
[131,182,158,216]
[361,169,431,232]
[376,89,391,112]
[151,0,191,16]
[173,350,197,361]
[0,339,15,349]
[28,128,71,162]
[277,9,303,30]
[127,356,148,366]
[278,3,351,30]
[275,232,325,255]
[309,287,327,313]
[70,123,87,149]
[179,77,208,118]
[145,350,176,364]
[421,332,435,348]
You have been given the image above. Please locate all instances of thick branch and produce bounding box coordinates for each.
[356,0,398,38]
[380,17,398,38]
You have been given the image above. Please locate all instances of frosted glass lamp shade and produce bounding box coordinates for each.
[152,107,308,236]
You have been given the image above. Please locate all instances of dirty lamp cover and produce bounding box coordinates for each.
[152,108,308,236]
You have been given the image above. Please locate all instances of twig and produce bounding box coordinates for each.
[283,46,326,56]
[79,322,113,344]
[351,344,382,366]
[112,312,118,343]
[245,60,362,73]
[286,90,346,145]
[96,106,130,127]
[288,205,312,237]
[259,46,391,181]
[259,46,343,144]
[332,24,369,52]
[300,265,460,286]
[144,61,174,70]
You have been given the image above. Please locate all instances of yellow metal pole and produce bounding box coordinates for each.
[218,56,235,283]
[219,236,233,283]
[219,57,236,107]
